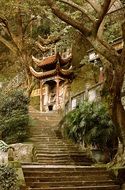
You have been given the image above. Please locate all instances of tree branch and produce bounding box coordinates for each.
[58,0,95,23]
[85,0,101,13]
[121,21,125,67]
[88,36,120,66]
[23,17,37,35]
[94,0,111,36]
[108,0,118,11]
[0,16,21,53]
[0,35,17,54]
[46,0,91,37]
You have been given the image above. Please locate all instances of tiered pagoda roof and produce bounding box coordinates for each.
[30,52,73,80]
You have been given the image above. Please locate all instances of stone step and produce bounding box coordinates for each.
[23,168,110,179]
[34,150,85,154]
[35,159,91,164]
[26,180,116,188]
[24,186,120,190]
[24,175,110,182]
[30,139,63,142]
[29,111,61,117]
[22,165,108,172]
[33,132,60,134]
[33,162,76,165]
[29,137,60,140]
[27,112,120,190]
[35,156,92,163]
[34,148,79,151]
[24,170,109,177]
[36,162,92,166]
[35,155,71,159]
[28,138,64,142]
[34,152,84,155]
[31,142,76,146]
[29,135,60,138]
[34,145,79,148]
[35,153,87,157]
[35,161,92,166]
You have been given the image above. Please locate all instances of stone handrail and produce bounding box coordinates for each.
[64,79,125,115]
[64,82,103,114]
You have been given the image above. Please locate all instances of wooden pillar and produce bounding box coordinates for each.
[55,78,60,110]
[44,84,49,112]
[40,80,43,112]
[99,67,104,83]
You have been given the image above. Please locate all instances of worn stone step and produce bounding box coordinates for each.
[26,180,116,188]
[35,154,72,158]
[32,143,76,147]
[34,148,78,151]
[34,150,85,154]
[33,162,76,165]
[35,154,87,157]
[36,162,92,166]
[35,157,92,164]
[27,112,120,190]
[25,186,120,190]
[22,165,106,171]
[29,139,65,143]
[24,175,111,183]
[34,145,79,148]
[24,170,109,177]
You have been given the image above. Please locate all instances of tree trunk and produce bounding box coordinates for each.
[26,79,37,98]
[103,63,125,166]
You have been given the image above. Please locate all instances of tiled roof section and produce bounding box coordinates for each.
[29,66,56,79]
[32,53,72,68]
[29,64,73,79]
[32,54,57,67]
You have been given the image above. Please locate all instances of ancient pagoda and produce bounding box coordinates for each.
[30,49,73,112]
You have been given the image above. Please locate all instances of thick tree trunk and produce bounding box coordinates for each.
[26,79,37,98]
[103,64,125,166]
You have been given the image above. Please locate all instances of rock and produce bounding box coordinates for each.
[0,150,8,164]
[0,140,8,164]
[10,143,34,163]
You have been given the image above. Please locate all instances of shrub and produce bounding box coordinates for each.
[0,165,19,190]
[61,101,117,150]
[0,90,29,117]
[0,90,29,144]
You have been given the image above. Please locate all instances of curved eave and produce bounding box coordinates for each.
[60,66,73,76]
[32,54,57,68]
[29,66,56,79]
[60,54,72,65]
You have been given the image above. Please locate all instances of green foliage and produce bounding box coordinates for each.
[0,90,29,117]
[0,165,19,190]
[62,101,117,150]
[104,20,122,42]
[0,140,9,152]
[0,90,29,144]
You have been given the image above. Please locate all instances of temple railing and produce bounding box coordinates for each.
[64,80,125,115]
[64,82,103,114]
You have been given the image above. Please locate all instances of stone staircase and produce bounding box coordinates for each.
[22,110,121,190]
